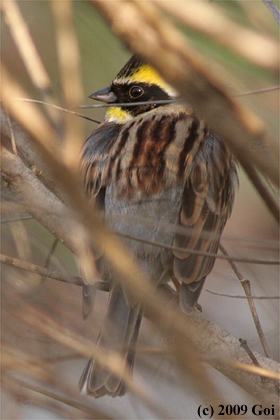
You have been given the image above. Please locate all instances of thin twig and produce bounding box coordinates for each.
[78,99,179,108]
[7,376,111,418]
[239,339,269,384]
[3,252,279,302]
[43,239,59,270]
[205,289,280,300]
[263,174,280,201]
[118,232,280,265]
[239,339,262,367]
[16,99,100,124]
[3,107,18,155]
[1,216,33,224]
[235,86,280,97]
[0,254,83,286]
[220,244,272,359]
[262,0,280,25]
[239,164,279,223]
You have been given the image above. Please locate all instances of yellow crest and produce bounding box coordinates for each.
[130,65,170,91]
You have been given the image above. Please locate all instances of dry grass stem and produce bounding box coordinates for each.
[1,0,50,91]
[236,86,280,97]
[156,0,279,70]
[16,304,172,419]
[0,0,61,126]
[1,66,59,154]
[16,98,101,124]
[117,231,280,266]
[6,376,112,419]
[3,106,18,154]
[222,359,280,382]
[51,0,85,171]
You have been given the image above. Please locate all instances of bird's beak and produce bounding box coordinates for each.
[89,86,117,103]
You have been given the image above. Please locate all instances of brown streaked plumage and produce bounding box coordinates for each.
[80,54,238,397]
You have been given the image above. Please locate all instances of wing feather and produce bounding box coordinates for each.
[173,131,237,310]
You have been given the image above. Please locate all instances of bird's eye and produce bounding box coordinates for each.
[129,86,144,99]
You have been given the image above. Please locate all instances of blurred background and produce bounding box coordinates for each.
[1,1,279,419]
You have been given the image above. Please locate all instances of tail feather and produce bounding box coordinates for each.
[179,278,206,312]
[79,284,142,397]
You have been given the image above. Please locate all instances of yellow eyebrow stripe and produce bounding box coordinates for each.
[130,65,169,90]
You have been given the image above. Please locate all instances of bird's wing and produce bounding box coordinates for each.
[82,121,121,199]
[81,121,121,317]
[172,131,237,310]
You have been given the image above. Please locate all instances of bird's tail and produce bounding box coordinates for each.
[79,284,142,397]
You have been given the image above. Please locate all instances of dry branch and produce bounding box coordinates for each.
[262,0,280,25]
[1,106,68,203]
[0,254,82,286]
[51,0,85,171]
[156,0,279,70]
[1,147,77,254]
[219,244,272,359]
[1,0,61,127]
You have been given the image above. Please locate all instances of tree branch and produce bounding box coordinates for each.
[262,0,280,25]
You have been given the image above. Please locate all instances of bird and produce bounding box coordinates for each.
[79,54,238,397]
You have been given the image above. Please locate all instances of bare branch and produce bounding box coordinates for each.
[1,216,33,223]
[1,147,77,255]
[205,289,280,300]
[0,254,82,286]
[51,0,85,172]
[1,0,51,91]
[3,107,18,155]
[0,0,61,127]
[220,244,272,359]
[117,231,280,266]
[262,0,280,25]
[156,0,279,69]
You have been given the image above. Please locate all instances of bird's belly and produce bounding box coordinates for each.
[105,184,183,281]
